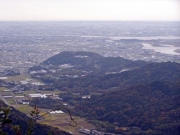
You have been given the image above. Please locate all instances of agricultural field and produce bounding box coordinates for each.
[16,104,94,135]
[17,104,35,114]
[0,87,7,91]
[4,97,16,105]
[0,74,95,135]
[36,90,65,94]
[0,88,94,135]
[38,112,95,135]
[6,75,30,82]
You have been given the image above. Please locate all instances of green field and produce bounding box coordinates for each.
[5,98,16,105]
[24,90,38,94]
[14,93,25,96]
[17,105,34,114]
[0,91,11,95]
[0,87,7,91]
[6,75,30,82]
[38,90,64,94]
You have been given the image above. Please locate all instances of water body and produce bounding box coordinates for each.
[142,43,180,55]
[109,36,180,40]
[80,36,180,40]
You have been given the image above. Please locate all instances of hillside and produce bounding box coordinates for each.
[0,101,70,135]
[33,51,147,73]
[53,62,180,91]
[26,51,180,134]
[89,62,180,89]
[43,51,103,66]
[73,81,180,134]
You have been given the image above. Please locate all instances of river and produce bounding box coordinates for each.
[142,43,180,55]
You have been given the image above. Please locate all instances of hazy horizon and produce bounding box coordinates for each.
[0,20,180,22]
[0,0,179,21]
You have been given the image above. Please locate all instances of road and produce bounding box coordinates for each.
[0,94,10,106]
[11,93,19,106]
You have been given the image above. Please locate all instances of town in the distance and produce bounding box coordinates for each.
[0,22,180,135]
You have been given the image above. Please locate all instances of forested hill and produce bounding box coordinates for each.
[89,62,180,89]
[0,101,70,135]
[42,51,147,72]
[27,51,180,134]
[73,81,180,134]
[54,62,180,90]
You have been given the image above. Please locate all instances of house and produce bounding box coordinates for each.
[32,82,44,86]
[16,99,22,104]
[90,130,104,135]
[22,100,30,105]
[16,98,30,104]
[78,129,91,135]
[20,81,28,85]
[82,95,91,99]
[3,89,11,92]
[49,94,60,99]
[13,90,23,94]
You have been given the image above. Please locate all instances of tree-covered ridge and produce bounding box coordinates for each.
[73,81,180,134]
[0,101,70,135]
[40,51,147,72]
[43,51,103,66]
[27,51,180,134]
[53,62,180,90]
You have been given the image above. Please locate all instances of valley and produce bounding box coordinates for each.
[0,51,180,135]
[0,22,180,135]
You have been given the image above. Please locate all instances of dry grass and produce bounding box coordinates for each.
[5,98,16,105]
[16,105,95,135]
[17,105,32,114]
[38,112,95,134]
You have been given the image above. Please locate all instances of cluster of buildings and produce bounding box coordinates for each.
[78,129,104,135]
[1,29,179,76]
[0,77,61,105]
[49,110,64,114]
[16,99,30,105]
[78,128,116,135]
[0,43,59,74]
[78,126,141,135]
[29,93,60,99]
[1,91,61,105]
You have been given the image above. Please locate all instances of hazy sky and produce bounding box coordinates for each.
[0,0,179,21]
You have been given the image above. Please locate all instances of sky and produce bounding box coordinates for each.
[0,0,179,21]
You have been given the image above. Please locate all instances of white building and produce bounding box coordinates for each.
[49,110,64,114]
[29,94,47,98]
